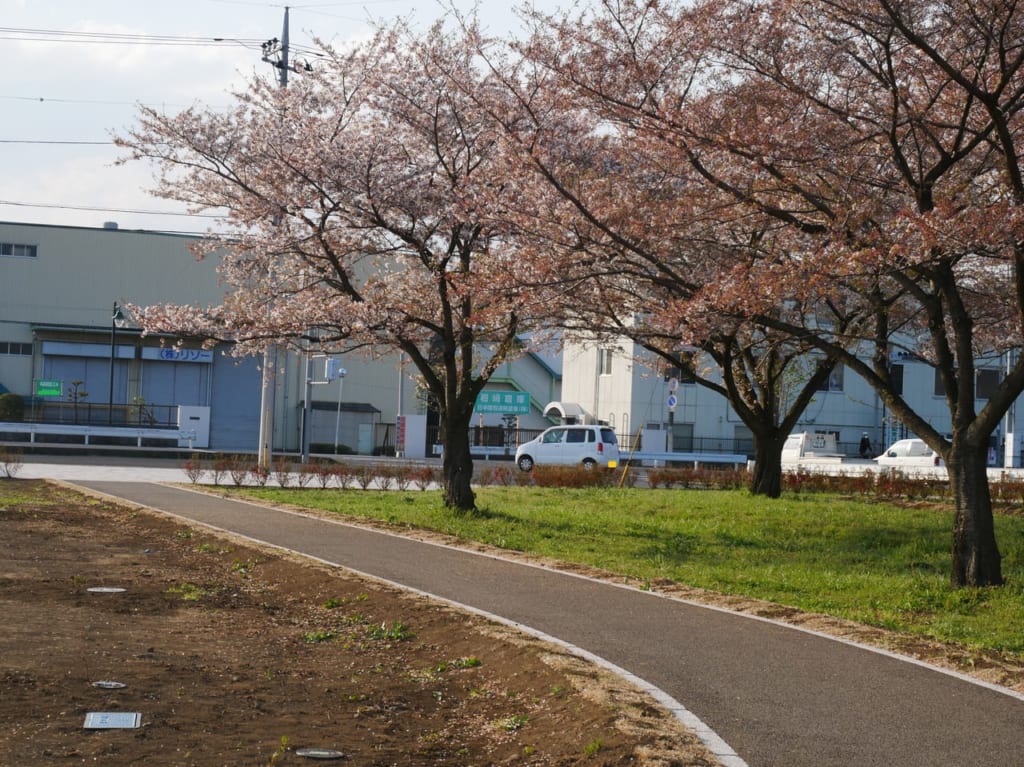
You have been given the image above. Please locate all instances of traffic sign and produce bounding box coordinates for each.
[667,394,678,410]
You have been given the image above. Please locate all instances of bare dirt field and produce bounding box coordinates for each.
[0,479,719,767]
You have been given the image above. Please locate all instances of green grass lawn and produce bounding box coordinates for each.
[232,485,1024,656]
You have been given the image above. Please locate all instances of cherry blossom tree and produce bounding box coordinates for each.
[117,20,559,511]
[689,0,1024,587]
[507,0,1024,586]
[466,2,848,498]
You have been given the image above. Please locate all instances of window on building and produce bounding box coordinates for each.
[0,342,31,356]
[0,242,38,258]
[888,363,904,396]
[816,364,844,392]
[663,352,696,384]
[599,348,613,375]
[976,368,1001,400]
[671,422,694,451]
[931,366,1001,399]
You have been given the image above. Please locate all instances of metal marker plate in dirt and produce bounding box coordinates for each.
[83,712,141,729]
[295,747,346,760]
[91,680,127,689]
[87,586,126,593]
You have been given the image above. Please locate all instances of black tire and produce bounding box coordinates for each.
[517,455,534,472]
[582,458,596,470]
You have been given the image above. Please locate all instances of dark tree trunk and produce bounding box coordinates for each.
[948,444,1003,587]
[441,410,476,512]
[749,431,786,498]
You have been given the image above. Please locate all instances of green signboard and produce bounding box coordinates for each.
[35,379,62,397]
[475,390,530,415]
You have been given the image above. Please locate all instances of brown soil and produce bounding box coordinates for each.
[0,479,719,767]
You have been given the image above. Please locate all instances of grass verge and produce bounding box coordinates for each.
[230,485,1024,656]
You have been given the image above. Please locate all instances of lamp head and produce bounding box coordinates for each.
[112,302,128,328]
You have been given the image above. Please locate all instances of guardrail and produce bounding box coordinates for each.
[0,422,194,448]
[624,451,749,469]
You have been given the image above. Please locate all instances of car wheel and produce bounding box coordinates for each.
[517,455,534,472]
[582,458,596,470]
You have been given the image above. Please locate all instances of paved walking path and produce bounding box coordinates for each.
[16,458,1024,766]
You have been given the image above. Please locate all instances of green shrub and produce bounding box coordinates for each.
[0,393,25,422]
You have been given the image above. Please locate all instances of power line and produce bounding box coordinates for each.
[0,25,325,58]
[0,140,111,145]
[0,26,264,48]
[0,199,222,219]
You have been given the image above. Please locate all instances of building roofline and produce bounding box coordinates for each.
[0,219,209,240]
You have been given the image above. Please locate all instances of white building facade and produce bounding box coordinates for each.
[561,336,1022,466]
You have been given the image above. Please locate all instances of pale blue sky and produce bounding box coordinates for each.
[0,1,541,232]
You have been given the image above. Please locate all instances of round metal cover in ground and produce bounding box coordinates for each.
[295,747,346,760]
[87,586,126,593]
[92,680,126,689]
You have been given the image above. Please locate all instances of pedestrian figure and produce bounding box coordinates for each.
[859,432,872,459]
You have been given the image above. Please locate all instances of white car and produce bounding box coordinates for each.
[515,425,620,471]
[874,438,944,468]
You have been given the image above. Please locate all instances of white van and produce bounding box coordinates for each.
[874,438,944,468]
[515,425,620,471]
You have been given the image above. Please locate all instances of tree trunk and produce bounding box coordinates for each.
[441,411,476,512]
[948,444,1003,588]
[749,431,786,498]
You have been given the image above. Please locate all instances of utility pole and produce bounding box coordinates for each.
[261,6,291,88]
[256,7,290,470]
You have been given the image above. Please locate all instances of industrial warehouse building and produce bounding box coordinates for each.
[2,219,1021,466]
[0,221,558,457]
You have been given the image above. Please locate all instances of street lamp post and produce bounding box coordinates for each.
[108,301,126,425]
[332,365,347,454]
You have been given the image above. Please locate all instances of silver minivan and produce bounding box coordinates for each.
[515,425,620,471]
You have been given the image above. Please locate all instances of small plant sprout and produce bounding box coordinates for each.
[496,713,529,732]
[303,629,338,643]
[453,656,482,669]
[584,738,604,757]
[267,735,289,766]
[322,597,343,609]
[167,582,209,602]
[369,621,414,641]
[231,558,259,576]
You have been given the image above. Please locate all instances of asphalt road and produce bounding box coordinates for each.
[56,477,1024,767]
